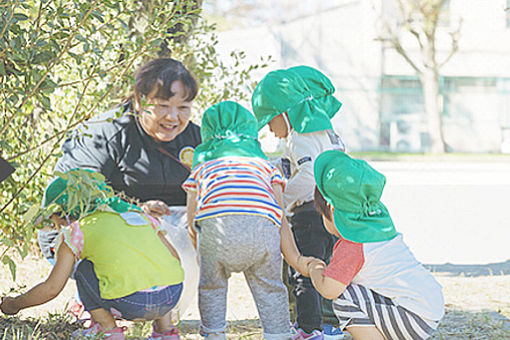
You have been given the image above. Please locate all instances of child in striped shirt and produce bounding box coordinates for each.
[183,101,311,340]
[309,150,444,340]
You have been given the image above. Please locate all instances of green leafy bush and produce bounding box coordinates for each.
[0,0,270,279]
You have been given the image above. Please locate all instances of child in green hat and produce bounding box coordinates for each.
[0,169,185,340]
[183,101,311,340]
[252,65,345,339]
[310,150,444,340]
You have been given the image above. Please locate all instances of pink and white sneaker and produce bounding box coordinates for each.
[71,323,126,339]
[147,325,180,340]
[290,324,324,340]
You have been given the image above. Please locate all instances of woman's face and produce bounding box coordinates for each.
[138,80,193,142]
[268,114,289,139]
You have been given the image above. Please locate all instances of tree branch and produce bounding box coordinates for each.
[438,18,462,69]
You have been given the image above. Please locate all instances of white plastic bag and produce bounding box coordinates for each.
[160,207,199,318]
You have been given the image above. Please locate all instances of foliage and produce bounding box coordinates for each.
[0,0,270,280]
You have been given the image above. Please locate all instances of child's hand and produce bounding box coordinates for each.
[142,200,170,218]
[295,256,315,277]
[1,296,20,315]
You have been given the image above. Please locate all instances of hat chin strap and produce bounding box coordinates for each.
[282,112,292,135]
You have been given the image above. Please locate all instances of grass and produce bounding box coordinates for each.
[0,313,79,340]
[1,308,509,339]
[1,251,509,339]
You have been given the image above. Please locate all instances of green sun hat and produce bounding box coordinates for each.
[42,169,140,219]
[314,150,397,243]
[192,101,268,168]
[251,65,342,133]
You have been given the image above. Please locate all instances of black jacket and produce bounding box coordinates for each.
[54,110,201,206]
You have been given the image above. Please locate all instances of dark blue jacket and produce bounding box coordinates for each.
[54,109,201,206]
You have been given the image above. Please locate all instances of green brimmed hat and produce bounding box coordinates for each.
[251,65,342,133]
[314,150,397,243]
[192,101,267,168]
[42,169,140,219]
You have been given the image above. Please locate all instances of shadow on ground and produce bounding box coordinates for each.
[180,319,263,338]
[433,308,510,339]
[178,309,510,340]
[425,260,510,277]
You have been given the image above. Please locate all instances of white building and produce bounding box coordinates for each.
[205,0,510,153]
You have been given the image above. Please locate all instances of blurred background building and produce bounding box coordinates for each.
[203,0,510,153]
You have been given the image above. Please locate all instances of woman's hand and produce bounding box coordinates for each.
[1,296,21,315]
[142,200,170,218]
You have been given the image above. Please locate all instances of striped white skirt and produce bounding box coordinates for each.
[333,283,439,340]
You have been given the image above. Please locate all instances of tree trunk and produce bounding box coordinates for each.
[421,67,445,153]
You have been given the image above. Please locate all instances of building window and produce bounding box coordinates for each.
[379,76,426,151]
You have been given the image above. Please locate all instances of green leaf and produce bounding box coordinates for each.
[13,13,29,22]
[22,204,40,223]
[2,255,17,281]
[1,237,15,247]
[39,95,51,109]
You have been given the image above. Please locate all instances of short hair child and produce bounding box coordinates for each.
[0,170,184,340]
[309,150,445,340]
[183,101,310,340]
[252,65,345,338]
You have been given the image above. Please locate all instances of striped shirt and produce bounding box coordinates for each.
[182,157,285,226]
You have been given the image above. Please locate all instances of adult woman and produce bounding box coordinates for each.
[38,58,202,322]
[53,58,201,211]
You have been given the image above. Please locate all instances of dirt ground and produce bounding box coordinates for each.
[1,253,509,339]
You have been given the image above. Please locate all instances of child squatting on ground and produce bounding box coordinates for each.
[252,65,345,339]
[183,101,312,340]
[310,150,445,340]
[0,170,184,340]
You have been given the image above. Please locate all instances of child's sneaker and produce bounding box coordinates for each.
[290,324,324,340]
[71,323,126,339]
[67,298,86,319]
[199,330,226,340]
[147,325,180,340]
[322,324,344,340]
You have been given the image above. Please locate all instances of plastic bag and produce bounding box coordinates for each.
[160,207,199,318]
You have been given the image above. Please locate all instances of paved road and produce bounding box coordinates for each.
[371,160,510,265]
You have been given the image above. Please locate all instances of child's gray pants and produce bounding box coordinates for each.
[196,215,291,340]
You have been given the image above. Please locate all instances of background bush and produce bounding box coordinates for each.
[0,0,270,280]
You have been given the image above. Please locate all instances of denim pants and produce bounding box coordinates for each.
[74,259,183,321]
[289,204,338,333]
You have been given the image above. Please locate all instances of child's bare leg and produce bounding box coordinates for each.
[88,308,116,329]
[346,325,386,340]
[154,310,174,333]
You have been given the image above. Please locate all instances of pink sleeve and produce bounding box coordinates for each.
[143,213,162,232]
[322,238,364,286]
[55,221,84,259]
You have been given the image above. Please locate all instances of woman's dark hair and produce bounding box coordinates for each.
[314,186,332,221]
[124,58,198,110]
